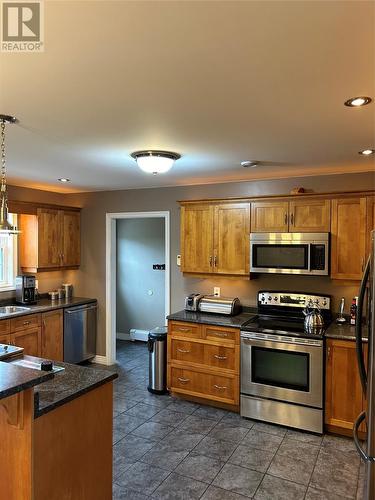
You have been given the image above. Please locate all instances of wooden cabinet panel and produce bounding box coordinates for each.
[0,320,10,335]
[289,199,330,232]
[41,310,63,361]
[251,201,289,232]
[325,339,364,432]
[204,344,237,372]
[203,325,239,345]
[12,327,41,357]
[10,313,41,333]
[170,339,204,365]
[213,203,250,275]
[0,333,11,345]
[62,210,81,267]
[181,205,214,273]
[37,208,63,268]
[367,196,375,255]
[169,321,202,339]
[331,198,367,280]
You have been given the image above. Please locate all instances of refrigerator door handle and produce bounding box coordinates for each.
[353,411,375,463]
[356,255,370,394]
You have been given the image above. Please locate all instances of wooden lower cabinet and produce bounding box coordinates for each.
[12,327,42,358]
[325,338,367,436]
[0,313,42,357]
[167,321,240,410]
[41,310,63,361]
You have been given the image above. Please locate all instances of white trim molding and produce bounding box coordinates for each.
[105,211,171,365]
[92,355,108,365]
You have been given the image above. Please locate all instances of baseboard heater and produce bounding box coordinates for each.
[129,329,149,342]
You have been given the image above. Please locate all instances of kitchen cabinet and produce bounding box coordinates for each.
[0,313,42,357]
[367,196,375,255]
[181,202,250,276]
[0,333,10,344]
[19,207,81,272]
[41,310,63,361]
[325,338,367,436]
[251,199,330,232]
[12,327,41,358]
[331,197,367,280]
[167,321,240,410]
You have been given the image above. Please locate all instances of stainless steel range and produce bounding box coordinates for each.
[240,291,331,434]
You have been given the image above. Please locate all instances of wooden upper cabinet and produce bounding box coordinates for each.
[289,199,330,232]
[62,210,81,267]
[367,196,375,255]
[20,208,81,272]
[251,201,288,232]
[213,203,250,275]
[331,197,366,280]
[181,205,214,274]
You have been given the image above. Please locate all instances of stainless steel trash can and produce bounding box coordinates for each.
[147,327,168,394]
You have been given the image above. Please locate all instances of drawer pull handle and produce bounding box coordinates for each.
[23,321,30,326]
[177,377,190,384]
[178,327,191,332]
[177,348,191,354]
[212,332,228,337]
[214,355,227,360]
[213,384,227,390]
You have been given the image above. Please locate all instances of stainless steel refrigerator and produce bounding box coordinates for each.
[354,230,375,500]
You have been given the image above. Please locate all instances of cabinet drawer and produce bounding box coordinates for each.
[11,314,41,332]
[169,321,202,339]
[204,344,237,372]
[0,319,10,335]
[203,325,239,344]
[170,367,237,405]
[170,339,204,364]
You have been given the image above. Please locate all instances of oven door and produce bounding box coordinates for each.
[241,333,323,408]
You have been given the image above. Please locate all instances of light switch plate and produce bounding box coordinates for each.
[177,255,181,266]
[214,287,221,297]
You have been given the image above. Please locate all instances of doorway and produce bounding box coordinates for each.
[106,211,170,365]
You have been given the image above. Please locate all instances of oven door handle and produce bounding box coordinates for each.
[307,244,311,272]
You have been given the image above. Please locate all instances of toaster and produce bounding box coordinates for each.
[184,293,204,311]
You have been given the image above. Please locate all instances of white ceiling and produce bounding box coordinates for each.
[1,0,374,193]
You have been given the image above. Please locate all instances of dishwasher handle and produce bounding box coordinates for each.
[65,304,98,314]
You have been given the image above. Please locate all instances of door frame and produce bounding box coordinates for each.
[105,211,170,365]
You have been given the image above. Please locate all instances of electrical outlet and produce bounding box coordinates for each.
[214,287,221,297]
[177,255,181,266]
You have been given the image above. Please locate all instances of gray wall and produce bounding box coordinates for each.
[65,171,375,356]
[116,218,165,335]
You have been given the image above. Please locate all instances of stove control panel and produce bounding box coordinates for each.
[258,291,331,310]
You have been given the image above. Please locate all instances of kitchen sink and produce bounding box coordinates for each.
[0,305,31,315]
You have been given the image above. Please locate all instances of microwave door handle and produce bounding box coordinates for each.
[356,255,370,394]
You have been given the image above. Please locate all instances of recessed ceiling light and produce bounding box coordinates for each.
[344,96,372,107]
[241,160,258,168]
[358,149,375,156]
[58,178,70,182]
[131,150,181,174]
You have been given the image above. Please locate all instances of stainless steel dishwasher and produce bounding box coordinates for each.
[64,302,97,363]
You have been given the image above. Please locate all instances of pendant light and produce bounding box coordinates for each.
[131,150,181,175]
[0,114,20,234]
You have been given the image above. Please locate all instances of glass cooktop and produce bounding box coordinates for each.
[242,315,326,338]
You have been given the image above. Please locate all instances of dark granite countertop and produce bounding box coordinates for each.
[325,320,368,342]
[0,296,96,319]
[0,360,54,400]
[167,308,257,329]
[6,355,117,418]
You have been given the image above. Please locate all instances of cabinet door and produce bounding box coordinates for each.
[37,208,63,268]
[331,198,367,280]
[12,327,41,357]
[181,205,214,273]
[325,339,363,432]
[251,201,289,232]
[41,310,63,361]
[213,203,250,275]
[289,199,330,232]
[62,210,81,267]
[367,196,375,255]
[0,333,11,345]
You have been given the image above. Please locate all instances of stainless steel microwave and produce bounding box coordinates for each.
[250,232,329,276]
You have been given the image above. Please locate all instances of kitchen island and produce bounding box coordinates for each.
[0,355,117,500]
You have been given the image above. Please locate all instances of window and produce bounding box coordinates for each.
[0,214,18,291]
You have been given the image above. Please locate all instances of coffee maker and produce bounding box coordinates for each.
[15,275,37,305]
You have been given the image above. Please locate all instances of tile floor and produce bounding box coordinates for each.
[102,341,366,500]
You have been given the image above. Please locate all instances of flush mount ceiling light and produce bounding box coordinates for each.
[131,150,181,175]
[358,149,375,156]
[0,114,20,235]
[344,96,372,107]
[58,178,70,183]
[241,160,259,168]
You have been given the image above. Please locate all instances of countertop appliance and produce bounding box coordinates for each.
[184,294,241,315]
[185,293,204,311]
[15,275,37,305]
[354,230,375,500]
[240,290,331,434]
[250,232,329,276]
[64,302,97,363]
